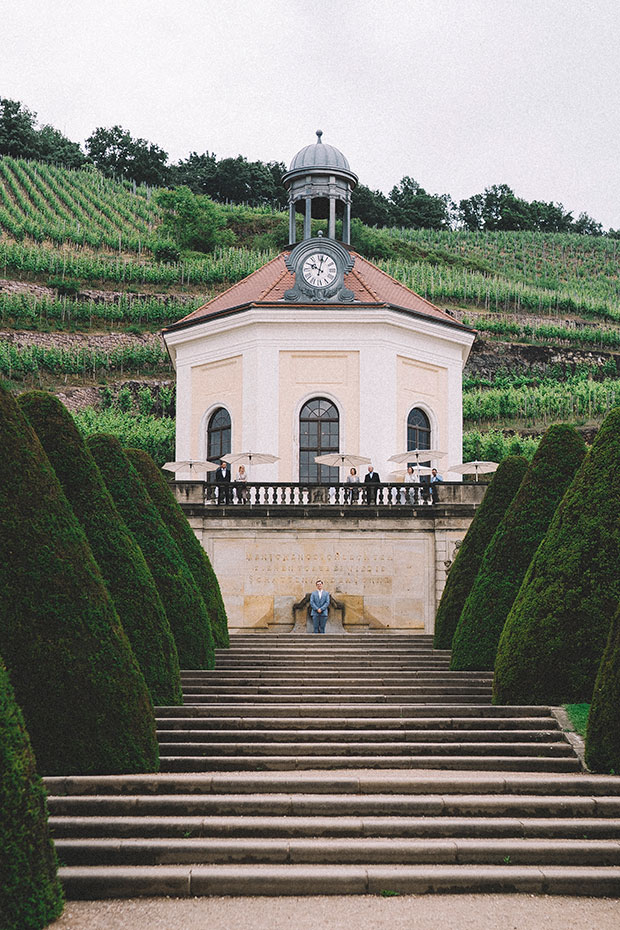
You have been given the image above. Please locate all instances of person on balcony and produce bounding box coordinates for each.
[215,460,231,504]
[345,466,360,503]
[430,467,443,504]
[364,465,380,504]
[310,580,330,634]
[235,464,249,503]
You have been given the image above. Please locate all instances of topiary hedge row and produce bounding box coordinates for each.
[586,601,620,773]
[494,406,620,705]
[126,448,228,650]
[88,434,215,669]
[19,392,183,706]
[0,384,158,775]
[433,456,529,650]
[451,425,586,670]
[0,656,64,930]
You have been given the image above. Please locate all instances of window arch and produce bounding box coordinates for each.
[299,397,339,482]
[207,407,231,463]
[407,407,431,452]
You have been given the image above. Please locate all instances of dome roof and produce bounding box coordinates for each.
[289,130,351,172]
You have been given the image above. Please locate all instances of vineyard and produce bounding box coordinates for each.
[1,156,620,460]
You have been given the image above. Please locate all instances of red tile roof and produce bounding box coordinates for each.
[167,250,466,331]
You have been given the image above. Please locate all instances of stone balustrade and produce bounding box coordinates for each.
[171,480,487,512]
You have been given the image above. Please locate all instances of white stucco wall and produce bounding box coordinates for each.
[165,307,473,482]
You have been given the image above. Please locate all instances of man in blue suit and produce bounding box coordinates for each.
[310,579,330,634]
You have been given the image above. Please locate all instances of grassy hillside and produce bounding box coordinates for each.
[1,156,619,460]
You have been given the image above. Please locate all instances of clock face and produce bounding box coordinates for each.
[301,253,338,288]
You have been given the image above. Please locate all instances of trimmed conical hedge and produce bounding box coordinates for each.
[0,384,158,775]
[0,656,64,930]
[585,601,620,773]
[494,406,620,705]
[126,448,228,650]
[433,456,529,650]
[88,434,215,669]
[451,425,586,670]
[19,392,182,706]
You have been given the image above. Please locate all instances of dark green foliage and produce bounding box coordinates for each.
[18,392,182,705]
[585,602,620,772]
[433,456,529,650]
[494,406,620,705]
[126,448,229,649]
[88,434,215,669]
[451,425,587,670]
[0,384,158,775]
[0,656,64,930]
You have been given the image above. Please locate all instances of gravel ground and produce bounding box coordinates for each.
[49,894,620,930]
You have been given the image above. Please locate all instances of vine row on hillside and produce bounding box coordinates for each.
[0,343,171,378]
[0,240,273,285]
[463,376,620,425]
[0,292,200,327]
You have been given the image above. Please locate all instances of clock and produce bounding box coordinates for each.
[284,236,355,302]
[302,253,338,288]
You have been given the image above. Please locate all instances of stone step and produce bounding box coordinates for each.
[157,740,576,758]
[155,703,555,718]
[211,661,453,669]
[48,791,618,818]
[54,836,620,867]
[181,672,491,682]
[50,815,620,840]
[45,772,620,797]
[156,715,560,731]
[159,755,582,772]
[183,678,491,697]
[180,693,492,704]
[156,728,567,744]
[183,691,489,713]
[56,863,620,897]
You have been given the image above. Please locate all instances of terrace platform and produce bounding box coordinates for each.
[173,481,487,635]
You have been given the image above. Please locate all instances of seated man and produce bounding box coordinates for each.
[309,579,330,634]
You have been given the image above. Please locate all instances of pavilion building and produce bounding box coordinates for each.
[163,133,480,634]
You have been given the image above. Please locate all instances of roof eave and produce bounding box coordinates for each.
[162,301,475,337]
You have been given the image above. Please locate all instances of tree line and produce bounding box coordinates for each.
[1,96,615,237]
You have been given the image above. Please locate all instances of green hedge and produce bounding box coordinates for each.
[19,392,182,706]
[451,425,586,670]
[88,434,215,669]
[0,385,158,775]
[494,406,620,705]
[126,448,228,650]
[0,656,64,930]
[433,456,529,650]
[585,602,620,773]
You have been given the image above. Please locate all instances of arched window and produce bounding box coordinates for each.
[407,407,431,453]
[299,398,339,482]
[207,407,231,463]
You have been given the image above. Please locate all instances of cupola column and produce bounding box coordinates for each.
[343,202,352,245]
[289,202,297,244]
[328,197,336,240]
[304,197,312,240]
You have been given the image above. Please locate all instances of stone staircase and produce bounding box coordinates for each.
[45,633,620,897]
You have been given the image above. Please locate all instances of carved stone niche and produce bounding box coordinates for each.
[291,592,347,634]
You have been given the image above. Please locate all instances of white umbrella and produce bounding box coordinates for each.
[163,459,218,477]
[223,451,280,479]
[314,453,371,469]
[223,451,279,466]
[389,449,447,464]
[448,460,499,482]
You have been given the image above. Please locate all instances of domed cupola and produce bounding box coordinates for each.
[283,131,358,245]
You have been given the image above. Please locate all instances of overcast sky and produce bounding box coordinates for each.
[3,0,619,228]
